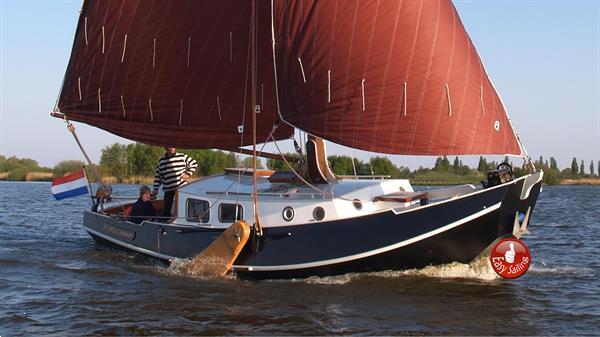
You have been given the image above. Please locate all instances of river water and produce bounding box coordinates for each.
[0,182,598,335]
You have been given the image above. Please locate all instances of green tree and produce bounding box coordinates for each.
[353,158,371,175]
[7,167,29,181]
[53,160,86,177]
[266,158,286,171]
[550,157,558,171]
[536,156,544,168]
[571,158,578,176]
[434,156,450,172]
[0,155,43,173]
[453,156,460,173]
[477,156,488,173]
[370,156,399,178]
[266,153,302,172]
[100,143,128,181]
[0,155,50,181]
[543,168,560,185]
[397,166,411,178]
[456,162,472,176]
[185,150,237,176]
[580,160,585,175]
[240,156,264,169]
[126,143,163,177]
[327,155,355,175]
[590,161,595,177]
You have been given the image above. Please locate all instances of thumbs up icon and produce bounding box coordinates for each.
[505,242,516,264]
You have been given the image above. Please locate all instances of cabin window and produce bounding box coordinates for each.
[218,203,243,223]
[186,199,210,223]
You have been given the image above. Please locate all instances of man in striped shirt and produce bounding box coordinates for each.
[152,147,198,217]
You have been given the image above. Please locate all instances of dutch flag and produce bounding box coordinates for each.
[51,169,90,200]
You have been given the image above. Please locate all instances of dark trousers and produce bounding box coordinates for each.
[163,191,176,217]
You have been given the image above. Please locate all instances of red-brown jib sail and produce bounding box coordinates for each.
[271,0,522,156]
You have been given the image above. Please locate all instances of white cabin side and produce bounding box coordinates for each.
[174,174,415,228]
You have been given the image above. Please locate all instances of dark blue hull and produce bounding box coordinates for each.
[84,173,542,279]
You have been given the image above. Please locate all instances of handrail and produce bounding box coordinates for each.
[204,190,328,198]
[337,175,391,179]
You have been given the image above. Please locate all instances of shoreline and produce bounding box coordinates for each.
[2,173,600,186]
[559,179,600,186]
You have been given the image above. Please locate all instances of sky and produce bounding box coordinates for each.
[0,0,598,171]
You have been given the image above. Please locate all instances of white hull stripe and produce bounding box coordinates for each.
[234,202,502,272]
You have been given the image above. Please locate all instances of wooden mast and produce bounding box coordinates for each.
[186,2,259,276]
[251,0,262,236]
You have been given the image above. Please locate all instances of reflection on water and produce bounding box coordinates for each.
[0,182,599,335]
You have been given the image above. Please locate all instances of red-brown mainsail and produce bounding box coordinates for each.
[56,0,521,156]
[57,1,292,150]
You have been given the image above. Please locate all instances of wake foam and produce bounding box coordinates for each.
[162,258,237,280]
[399,254,499,281]
[285,254,500,285]
[157,256,588,284]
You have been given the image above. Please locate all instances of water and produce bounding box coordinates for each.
[1,182,599,335]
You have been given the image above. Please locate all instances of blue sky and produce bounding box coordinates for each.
[1,0,598,170]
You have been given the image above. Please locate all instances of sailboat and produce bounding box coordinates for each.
[52,0,543,279]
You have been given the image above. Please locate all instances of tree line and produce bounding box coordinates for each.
[1,145,598,185]
[0,155,52,180]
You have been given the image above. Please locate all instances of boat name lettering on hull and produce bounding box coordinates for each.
[102,224,135,241]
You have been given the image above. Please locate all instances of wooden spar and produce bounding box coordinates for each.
[235,148,300,162]
[185,220,251,276]
[52,111,110,199]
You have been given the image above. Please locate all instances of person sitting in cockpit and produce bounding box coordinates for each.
[129,186,157,224]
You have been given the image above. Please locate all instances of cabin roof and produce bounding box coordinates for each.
[179,173,412,202]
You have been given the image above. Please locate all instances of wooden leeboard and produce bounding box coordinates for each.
[185,220,251,277]
[312,137,337,182]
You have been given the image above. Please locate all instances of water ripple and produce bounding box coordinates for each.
[1,182,599,335]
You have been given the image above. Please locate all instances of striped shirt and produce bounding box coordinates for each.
[153,153,198,192]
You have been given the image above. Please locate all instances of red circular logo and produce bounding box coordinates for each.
[489,238,531,279]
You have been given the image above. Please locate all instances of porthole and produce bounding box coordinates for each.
[352,199,362,210]
[282,206,295,222]
[313,206,325,221]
